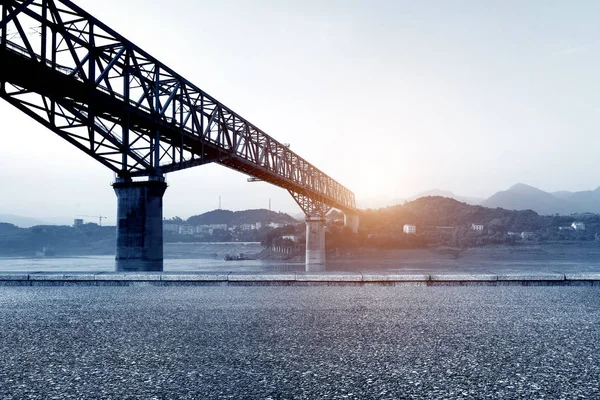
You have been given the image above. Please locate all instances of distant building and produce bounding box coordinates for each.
[164,223,179,232]
[571,222,585,231]
[179,225,195,235]
[73,219,84,227]
[282,234,302,243]
[521,232,535,240]
[471,224,484,231]
[198,224,227,232]
[403,224,416,234]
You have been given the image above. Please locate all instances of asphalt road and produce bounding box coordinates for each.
[0,286,599,399]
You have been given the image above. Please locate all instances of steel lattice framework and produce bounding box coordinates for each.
[0,0,356,215]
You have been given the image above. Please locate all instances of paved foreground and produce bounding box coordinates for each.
[0,286,599,399]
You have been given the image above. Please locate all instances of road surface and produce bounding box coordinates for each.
[0,286,598,399]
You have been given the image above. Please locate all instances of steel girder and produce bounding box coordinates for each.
[0,0,357,213]
[289,191,331,218]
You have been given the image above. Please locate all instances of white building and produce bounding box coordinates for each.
[178,225,195,235]
[521,232,535,240]
[197,224,227,232]
[164,223,179,232]
[571,222,585,230]
[471,224,484,231]
[403,224,416,234]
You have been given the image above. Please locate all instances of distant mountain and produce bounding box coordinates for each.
[360,195,551,236]
[186,209,298,226]
[481,183,600,215]
[0,214,49,228]
[564,187,600,214]
[551,190,574,200]
[406,189,483,205]
[358,196,600,249]
[482,183,571,215]
[358,189,482,209]
[359,184,600,215]
[0,223,116,256]
[400,196,541,229]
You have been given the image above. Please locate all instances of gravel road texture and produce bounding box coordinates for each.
[0,286,598,399]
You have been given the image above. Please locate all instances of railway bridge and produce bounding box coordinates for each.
[0,0,359,271]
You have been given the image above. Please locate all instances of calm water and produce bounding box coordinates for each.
[0,243,304,273]
[2,243,600,274]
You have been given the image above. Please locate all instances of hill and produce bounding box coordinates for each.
[405,189,483,205]
[186,209,297,226]
[363,196,543,233]
[565,187,600,213]
[0,223,115,256]
[481,183,600,215]
[0,223,22,235]
[358,196,600,248]
[0,214,49,228]
[358,189,482,209]
[481,183,572,215]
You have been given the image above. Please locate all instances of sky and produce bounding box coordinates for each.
[2,0,600,224]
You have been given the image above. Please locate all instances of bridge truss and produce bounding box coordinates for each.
[0,0,356,215]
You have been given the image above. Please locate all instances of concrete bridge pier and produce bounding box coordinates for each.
[344,214,360,234]
[113,176,167,272]
[305,215,327,272]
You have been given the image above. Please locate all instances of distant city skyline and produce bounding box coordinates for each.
[2,0,600,224]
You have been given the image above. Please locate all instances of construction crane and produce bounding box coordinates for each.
[77,215,107,226]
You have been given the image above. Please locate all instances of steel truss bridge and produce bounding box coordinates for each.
[0,0,356,216]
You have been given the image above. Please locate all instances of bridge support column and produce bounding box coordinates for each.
[289,191,331,271]
[344,214,360,234]
[305,216,327,271]
[113,176,167,272]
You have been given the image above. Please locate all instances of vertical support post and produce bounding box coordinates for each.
[0,4,6,94]
[153,129,160,169]
[113,176,167,271]
[122,49,130,172]
[288,191,330,271]
[40,0,47,64]
[305,215,326,271]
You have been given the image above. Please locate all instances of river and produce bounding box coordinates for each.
[0,242,303,273]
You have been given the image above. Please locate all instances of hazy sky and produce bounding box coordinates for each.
[2,0,600,224]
